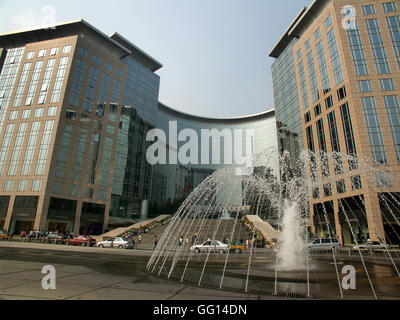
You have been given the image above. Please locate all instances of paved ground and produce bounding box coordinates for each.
[0,241,271,300]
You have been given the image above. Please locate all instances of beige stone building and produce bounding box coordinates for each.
[270,0,400,245]
[0,20,161,235]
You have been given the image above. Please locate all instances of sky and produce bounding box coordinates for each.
[0,0,310,118]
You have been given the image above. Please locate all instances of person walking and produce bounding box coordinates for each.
[154,235,158,250]
[138,234,142,246]
[179,236,183,246]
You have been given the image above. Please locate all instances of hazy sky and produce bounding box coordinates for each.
[0,0,310,117]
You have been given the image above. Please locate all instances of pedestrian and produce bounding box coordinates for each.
[154,235,158,250]
[185,237,189,247]
[179,236,183,246]
[138,234,142,245]
[245,239,249,250]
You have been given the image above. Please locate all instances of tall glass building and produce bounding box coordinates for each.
[269,0,400,245]
[0,20,278,235]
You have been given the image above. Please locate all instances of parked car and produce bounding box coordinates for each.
[353,241,388,250]
[45,232,66,242]
[229,241,245,254]
[308,238,340,249]
[190,240,229,253]
[97,237,134,249]
[68,235,96,246]
[0,230,9,240]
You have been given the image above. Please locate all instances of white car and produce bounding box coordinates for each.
[308,238,340,249]
[97,237,134,249]
[353,241,388,250]
[190,240,229,253]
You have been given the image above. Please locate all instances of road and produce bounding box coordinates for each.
[0,242,268,300]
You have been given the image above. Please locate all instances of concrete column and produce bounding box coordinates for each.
[364,189,385,242]
[102,201,110,233]
[34,196,50,231]
[3,195,15,233]
[309,202,316,235]
[333,199,343,245]
[73,201,83,234]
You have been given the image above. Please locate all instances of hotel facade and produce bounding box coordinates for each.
[0,20,278,235]
[270,0,400,245]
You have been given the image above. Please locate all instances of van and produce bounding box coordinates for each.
[308,238,340,249]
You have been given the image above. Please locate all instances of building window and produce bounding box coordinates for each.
[69,59,86,107]
[337,86,347,101]
[358,80,373,92]
[9,110,18,120]
[361,96,388,165]
[298,60,309,109]
[296,49,302,60]
[306,125,315,152]
[66,109,76,120]
[3,180,13,192]
[92,55,101,65]
[316,40,331,94]
[324,15,332,29]
[50,48,58,56]
[21,109,31,119]
[375,171,392,187]
[327,29,344,85]
[62,45,72,54]
[325,95,334,109]
[38,49,46,58]
[79,47,89,58]
[26,51,34,59]
[336,180,346,193]
[104,62,112,72]
[366,18,391,74]
[304,111,311,123]
[362,5,376,16]
[17,180,28,191]
[34,108,43,118]
[383,2,398,13]
[323,184,332,197]
[340,102,358,168]
[314,104,322,117]
[383,95,400,164]
[312,187,320,199]
[351,175,362,190]
[32,180,42,192]
[314,28,321,40]
[346,21,369,76]
[47,106,57,116]
[380,78,395,91]
[385,16,400,70]
[305,39,311,51]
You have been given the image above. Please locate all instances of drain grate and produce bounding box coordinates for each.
[272,291,323,300]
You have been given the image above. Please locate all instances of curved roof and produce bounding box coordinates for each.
[158,102,275,124]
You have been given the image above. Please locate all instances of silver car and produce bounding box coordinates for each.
[97,237,134,249]
[353,241,388,250]
[308,238,340,249]
[190,240,229,253]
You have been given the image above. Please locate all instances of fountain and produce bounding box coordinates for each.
[147,149,400,299]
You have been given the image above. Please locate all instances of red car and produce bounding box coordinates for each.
[67,235,96,247]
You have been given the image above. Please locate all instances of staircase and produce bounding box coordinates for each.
[244,215,280,243]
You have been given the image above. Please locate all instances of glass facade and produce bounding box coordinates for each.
[271,39,303,160]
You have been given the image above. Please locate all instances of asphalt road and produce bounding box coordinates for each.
[0,242,265,300]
